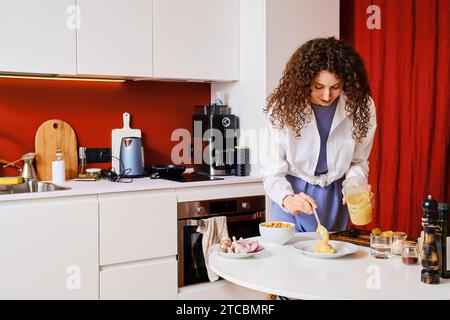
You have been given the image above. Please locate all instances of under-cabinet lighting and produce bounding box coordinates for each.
[0,75,126,82]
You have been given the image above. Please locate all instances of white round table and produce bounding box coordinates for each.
[209,233,450,299]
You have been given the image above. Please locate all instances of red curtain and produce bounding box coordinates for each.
[341,0,450,238]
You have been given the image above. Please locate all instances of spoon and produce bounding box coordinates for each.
[312,206,325,240]
[312,206,321,227]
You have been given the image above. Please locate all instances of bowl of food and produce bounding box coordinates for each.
[259,221,295,245]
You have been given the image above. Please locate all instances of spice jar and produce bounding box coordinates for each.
[392,232,407,255]
[402,241,419,265]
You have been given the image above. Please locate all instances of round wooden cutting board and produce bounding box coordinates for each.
[34,119,78,181]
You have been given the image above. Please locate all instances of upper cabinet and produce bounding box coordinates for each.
[153,0,239,81]
[77,0,153,77]
[0,0,239,81]
[0,0,76,75]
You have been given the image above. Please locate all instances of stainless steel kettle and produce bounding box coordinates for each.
[119,137,144,177]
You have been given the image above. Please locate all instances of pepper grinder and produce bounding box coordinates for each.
[420,195,440,284]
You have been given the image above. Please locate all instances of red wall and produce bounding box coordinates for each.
[0,78,210,176]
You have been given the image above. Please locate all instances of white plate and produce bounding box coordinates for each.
[210,243,265,259]
[293,240,359,258]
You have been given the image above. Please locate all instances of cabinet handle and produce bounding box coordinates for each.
[184,211,265,227]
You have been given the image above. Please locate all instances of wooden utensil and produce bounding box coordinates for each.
[111,112,141,173]
[35,119,78,181]
[328,229,371,247]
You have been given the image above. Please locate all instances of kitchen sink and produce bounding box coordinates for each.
[0,182,71,195]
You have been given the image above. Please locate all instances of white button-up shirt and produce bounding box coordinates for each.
[262,94,377,209]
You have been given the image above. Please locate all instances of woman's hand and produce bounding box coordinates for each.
[342,184,375,208]
[282,192,317,215]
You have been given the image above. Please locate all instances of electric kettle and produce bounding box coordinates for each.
[119,137,144,177]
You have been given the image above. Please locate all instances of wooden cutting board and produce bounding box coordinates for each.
[35,119,78,181]
[111,112,141,173]
[329,229,371,247]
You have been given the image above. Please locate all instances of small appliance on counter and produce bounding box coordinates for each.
[111,112,142,174]
[148,165,223,182]
[192,104,238,176]
[120,137,145,177]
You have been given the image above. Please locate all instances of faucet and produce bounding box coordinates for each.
[2,153,38,191]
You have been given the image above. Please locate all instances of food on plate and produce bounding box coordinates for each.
[371,227,382,236]
[381,230,394,237]
[218,236,260,254]
[260,222,291,228]
[371,227,402,238]
[219,237,232,252]
[315,224,336,254]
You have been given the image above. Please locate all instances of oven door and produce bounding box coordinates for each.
[178,211,265,287]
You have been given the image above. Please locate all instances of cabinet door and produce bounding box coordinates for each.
[153,0,239,81]
[0,0,76,75]
[0,196,98,299]
[99,190,177,266]
[100,258,177,300]
[77,0,153,77]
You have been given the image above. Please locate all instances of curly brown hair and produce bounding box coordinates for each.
[264,37,372,142]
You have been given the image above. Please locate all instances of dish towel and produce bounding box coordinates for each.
[196,216,229,282]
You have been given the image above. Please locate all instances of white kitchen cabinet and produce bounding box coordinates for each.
[153,0,239,81]
[100,257,177,300]
[77,0,153,77]
[99,190,177,266]
[98,189,177,300]
[0,0,76,75]
[0,196,98,299]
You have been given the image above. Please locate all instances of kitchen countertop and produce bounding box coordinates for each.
[0,174,263,202]
[209,232,450,300]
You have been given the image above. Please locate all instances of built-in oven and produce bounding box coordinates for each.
[177,195,265,287]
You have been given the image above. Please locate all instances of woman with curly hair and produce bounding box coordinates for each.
[263,37,377,232]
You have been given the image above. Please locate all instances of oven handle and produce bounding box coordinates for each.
[185,211,265,227]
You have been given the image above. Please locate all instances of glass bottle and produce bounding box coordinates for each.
[437,203,450,278]
[420,195,440,284]
[402,241,419,265]
[78,147,87,177]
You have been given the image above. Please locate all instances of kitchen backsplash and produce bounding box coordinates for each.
[0,78,210,176]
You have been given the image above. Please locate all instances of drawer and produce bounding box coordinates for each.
[100,257,177,300]
[99,190,177,265]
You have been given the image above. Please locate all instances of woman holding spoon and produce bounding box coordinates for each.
[262,37,376,232]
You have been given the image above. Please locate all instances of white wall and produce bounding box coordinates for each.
[266,0,340,95]
[211,0,267,176]
[212,0,340,177]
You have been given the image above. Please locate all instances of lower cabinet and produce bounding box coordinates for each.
[98,189,178,299]
[0,196,98,299]
[0,184,261,299]
[99,190,177,265]
[100,257,177,300]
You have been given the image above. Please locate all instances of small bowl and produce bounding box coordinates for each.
[259,221,295,245]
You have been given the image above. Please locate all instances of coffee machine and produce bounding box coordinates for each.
[192,104,237,176]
